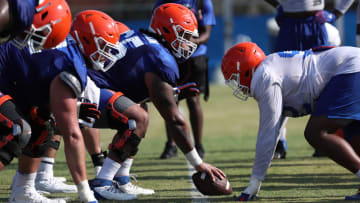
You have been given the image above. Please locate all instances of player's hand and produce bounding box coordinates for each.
[314,10,336,24]
[78,102,101,127]
[195,162,226,182]
[236,177,261,201]
[173,82,200,101]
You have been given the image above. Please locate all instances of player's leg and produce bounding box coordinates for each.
[89,90,147,200]
[159,122,178,159]
[35,134,77,194]
[186,94,204,158]
[304,72,360,200]
[82,127,106,177]
[274,117,288,159]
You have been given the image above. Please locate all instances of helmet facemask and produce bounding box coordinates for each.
[170,24,197,60]
[75,22,121,72]
[11,22,55,50]
[225,62,254,101]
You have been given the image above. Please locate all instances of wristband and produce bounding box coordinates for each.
[185,148,203,167]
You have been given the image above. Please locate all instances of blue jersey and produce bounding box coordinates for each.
[88,30,179,103]
[153,0,216,57]
[0,36,88,111]
[7,0,36,38]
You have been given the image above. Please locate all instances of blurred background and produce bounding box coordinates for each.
[66,0,359,84]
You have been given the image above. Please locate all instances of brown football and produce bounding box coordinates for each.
[192,171,232,196]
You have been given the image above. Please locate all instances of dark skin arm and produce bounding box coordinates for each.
[144,72,226,180]
[0,0,10,34]
[191,25,212,45]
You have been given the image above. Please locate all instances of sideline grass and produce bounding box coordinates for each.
[0,85,358,202]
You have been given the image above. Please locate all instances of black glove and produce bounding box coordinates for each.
[78,102,101,127]
[173,82,200,101]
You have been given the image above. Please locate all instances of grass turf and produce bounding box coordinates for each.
[0,85,358,202]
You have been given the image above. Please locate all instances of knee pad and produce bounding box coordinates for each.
[106,92,136,131]
[0,139,21,166]
[109,132,141,162]
[0,95,31,149]
[22,107,56,157]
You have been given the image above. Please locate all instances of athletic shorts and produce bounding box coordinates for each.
[275,16,329,51]
[312,72,360,121]
[177,55,208,93]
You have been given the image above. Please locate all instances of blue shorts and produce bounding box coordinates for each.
[275,16,329,51]
[312,72,360,121]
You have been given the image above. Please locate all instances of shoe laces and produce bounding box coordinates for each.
[23,185,54,202]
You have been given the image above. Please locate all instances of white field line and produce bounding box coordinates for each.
[178,106,210,202]
[187,161,210,203]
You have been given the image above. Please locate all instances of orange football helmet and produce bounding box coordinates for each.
[221,42,266,101]
[12,0,71,50]
[150,3,198,60]
[70,10,120,72]
[115,21,130,35]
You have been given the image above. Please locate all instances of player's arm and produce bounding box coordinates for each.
[238,84,283,201]
[334,0,355,19]
[0,0,10,35]
[145,72,225,180]
[264,0,280,8]
[191,25,212,45]
[50,75,87,184]
[50,75,97,202]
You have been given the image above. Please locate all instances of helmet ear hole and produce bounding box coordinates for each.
[82,37,91,45]
[162,27,170,34]
[244,70,250,77]
[41,11,49,20]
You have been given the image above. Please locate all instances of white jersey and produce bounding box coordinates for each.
[249,46,360,180]
[280,0,354,13]
[281,0,324,12]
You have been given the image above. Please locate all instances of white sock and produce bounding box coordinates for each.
[115,158,133,177]
[77,180,97,202]
[14,171,36,188]
[37,157,54,179]
[96,157,121,181]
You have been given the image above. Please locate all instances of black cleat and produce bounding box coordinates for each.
[160,142,178,159]
[273,140,286,159]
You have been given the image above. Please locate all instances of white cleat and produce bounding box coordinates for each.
[90,179,137,201]
[53,176,66,182]
[118,182,155,195]
[9,185,66,203]
[35,176,77,193]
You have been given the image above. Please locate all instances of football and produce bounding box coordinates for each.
[192,171,232,196]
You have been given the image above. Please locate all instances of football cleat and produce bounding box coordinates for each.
[9,185,66,203]
[160,141,178,159]
[35,176,77,193]
[53,176,66,182]
[89,178,137,200]
[114,176,155,196]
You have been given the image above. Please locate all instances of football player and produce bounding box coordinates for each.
[0,0,35,43]
[221,42,360,201]
[265,0,355,158]
[0,4,115,203]
[71,4,226,201]
[153,0,216,160]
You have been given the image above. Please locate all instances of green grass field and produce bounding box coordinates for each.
[0,85,359,202]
